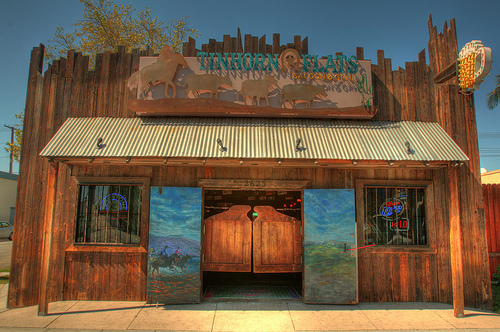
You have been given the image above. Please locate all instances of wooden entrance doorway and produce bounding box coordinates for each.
[202,189,302,274]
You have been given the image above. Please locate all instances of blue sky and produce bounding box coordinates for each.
[1,0,499,174]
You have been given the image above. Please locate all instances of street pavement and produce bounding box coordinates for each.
[1,282,500,332]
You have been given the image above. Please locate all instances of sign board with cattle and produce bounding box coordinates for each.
[127,45,376,119]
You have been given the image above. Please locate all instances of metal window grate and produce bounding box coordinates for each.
[364,186,426,246]
[76,185,142,245]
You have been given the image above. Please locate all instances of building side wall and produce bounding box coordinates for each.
[483,184,500,280]
[0,177,17,222]
[482,171,500,184]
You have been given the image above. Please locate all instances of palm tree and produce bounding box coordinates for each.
[486,73,500,110]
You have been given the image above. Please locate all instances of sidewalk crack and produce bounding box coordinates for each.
[125,301,148,330]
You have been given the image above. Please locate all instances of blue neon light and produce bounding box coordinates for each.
[100,193,128,211]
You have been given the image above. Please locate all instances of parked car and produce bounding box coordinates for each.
[0,221,13,240]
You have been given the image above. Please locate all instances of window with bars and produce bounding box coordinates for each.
[363,186,427,246]
[75,184,142,245]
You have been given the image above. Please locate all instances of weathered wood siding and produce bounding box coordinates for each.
[8,19,492,310]
[483,184,500,279]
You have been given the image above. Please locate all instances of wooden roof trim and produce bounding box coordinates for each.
[46,156,459,169]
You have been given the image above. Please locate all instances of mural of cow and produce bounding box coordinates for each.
[281,84,328,109]
[178,74,233,99]
[127,45,187,99]
[237,75,278,106]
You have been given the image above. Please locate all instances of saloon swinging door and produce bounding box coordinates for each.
[202,190,302,274]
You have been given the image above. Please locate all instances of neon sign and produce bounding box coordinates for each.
[458,40,492,91]
[99,193,128,212]
[379,198,408,231]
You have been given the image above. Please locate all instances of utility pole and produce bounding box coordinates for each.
[4,125,15,174]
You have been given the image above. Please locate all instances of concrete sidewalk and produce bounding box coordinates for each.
[1,284,500,331]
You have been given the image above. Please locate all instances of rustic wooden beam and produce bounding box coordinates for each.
[244,34,252,53]
[301,37,308,55]
[294,35,302,55]
[208,39,216,53]
[127,98,379,119]
[51,156,450,169]
[448,166,465,318]
[434,60,457,84]
[356,47,364,60]
[38,162,59,316]
[259,35,266,54]
[252,36,258,54]
[273,34,280,55]
[188,37,196,57]
[198,179,309,190]
[223,35,231,53]
[237,28,243,53]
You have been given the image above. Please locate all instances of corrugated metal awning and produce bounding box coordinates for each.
[40,117,468,162]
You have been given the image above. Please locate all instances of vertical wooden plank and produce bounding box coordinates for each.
[272,33,280,55]
[223,35,231,54]
[38,162,59,316]
[356,47,364,60]
[188,37,196,57]
[216,42,224,54]
[9,44,45,309]
[482,185,492,260]
[106,52,117,117]
[448,167,465,317]
[398,67,406,121]
[244,34,252,53]
[293,35,302,54]
[208,39,216,53]
[230,37,237,53]
[427,15,439,74]
[237,28,243,53]
[301,37,308,55]
[115,47,126,118]
[251,36,258,54]
[384,58,394,121]
[493,185,500,253]
[259,35,266,54]
[95,52,108,117]
[405,62,416,121]
[391,254,401,301]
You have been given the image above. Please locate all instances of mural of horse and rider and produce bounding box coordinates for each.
[149,245,194,276]
[147,187,202,304]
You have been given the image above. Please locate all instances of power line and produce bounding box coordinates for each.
[478,132,500,138]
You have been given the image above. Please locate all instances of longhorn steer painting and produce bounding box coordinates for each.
[178,74,233,99]
[281,84,328,109]
[237,75,278,106]
[127,45,187,99]
[147,187,202,304]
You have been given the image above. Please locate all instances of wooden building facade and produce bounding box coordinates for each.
[8,16,492,315]
[483,183,500,280]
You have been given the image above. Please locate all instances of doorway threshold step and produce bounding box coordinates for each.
[203,286,301,300]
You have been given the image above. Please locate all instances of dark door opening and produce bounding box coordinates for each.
[202,189,303,298]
